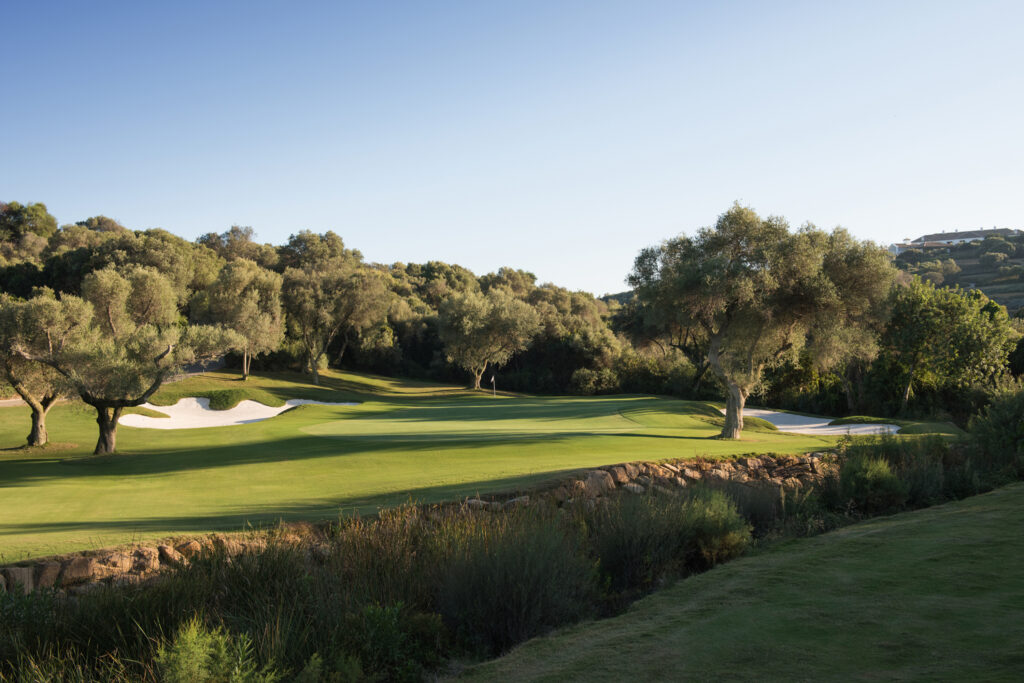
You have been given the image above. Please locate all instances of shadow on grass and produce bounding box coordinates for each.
[0,469,587,544]
[0,426,737,488]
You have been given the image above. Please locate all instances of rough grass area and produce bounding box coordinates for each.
[462,482,1024,681]
[829,415,964,436]
[0,370,845,560]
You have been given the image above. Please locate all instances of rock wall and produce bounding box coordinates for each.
[467,451,837,510]
[0,452,836,595]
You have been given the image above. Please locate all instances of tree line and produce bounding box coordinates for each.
[1,201,1020,452]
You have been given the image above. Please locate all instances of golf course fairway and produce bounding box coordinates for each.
[2,369,840,560]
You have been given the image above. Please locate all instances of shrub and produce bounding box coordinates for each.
[582,488,750,598]
[969,387,1024,481]
[980,251,1009,267]
[584,494,690,594]
[840,455,908,514]
[570,367,620,395]
[341,604,446,682]
[681,487,752,570]
[155,616,281,683]
[434,508,597,656]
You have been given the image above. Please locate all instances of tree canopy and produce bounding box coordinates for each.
[10,269,238,453]
[438,287,541,390]
[630,204,896,438]
[882,278,1016,412]
[192,259,285,379]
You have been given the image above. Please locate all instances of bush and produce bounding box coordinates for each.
[155,616,280,683]
[840,455,908,514]
[969,387,1024,481]
[570,367,620,395]
[582,488,750,598]
[681,487,753,570]
[434,508,597,656]
[341,604,446,682]
[584,494,690,595]
[980,251,1009,267]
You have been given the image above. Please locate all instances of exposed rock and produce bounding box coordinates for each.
[100,552,134,572]
[623,483,645,494]
[622,463,640,478]
[158,545,186,567]
[583,470,615,497]
[682,468,703,480]
[504,495,530,508]
[672,476,687,488]
[465,498,490,510]
[59,557,96,586]
[35,562,61,589]
[608,466,630,485]
[132,547,160,572]
[636,475,652,487]
[661,462,680,474]
[3,567,32,594]
[175,540,204,559]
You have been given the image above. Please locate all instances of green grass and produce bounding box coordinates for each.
[830,415,965,436]
[462,482,1024,681]
[0,370,898,560]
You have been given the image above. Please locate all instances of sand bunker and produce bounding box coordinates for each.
[721,408,899,435]
[120,397,358,430]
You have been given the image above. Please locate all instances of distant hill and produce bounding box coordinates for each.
[895,232,1024,314]
[600,290,634,306]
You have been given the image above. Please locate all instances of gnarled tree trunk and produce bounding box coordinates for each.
[900,366,916,414]
[27,398,56,447]
[93,405,123,455]
[472,365,486,390]
[708,334,748,439]
[308,351,321,386]
[7,371,58,447]
[721,382,747,440]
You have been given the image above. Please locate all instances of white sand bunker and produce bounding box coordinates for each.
[722,408,899,435]
[121,397,358,430]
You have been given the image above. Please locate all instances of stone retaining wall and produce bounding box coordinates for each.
[0,452,836,595]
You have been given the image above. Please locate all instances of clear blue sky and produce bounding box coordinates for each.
[2,1,1022,295]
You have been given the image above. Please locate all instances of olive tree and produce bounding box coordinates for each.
[438,287,541,390]
[629,204,895,439]
[282,264,390,385]
[193,259,284,379]
[10,268,238,454]
[0,294,70,446]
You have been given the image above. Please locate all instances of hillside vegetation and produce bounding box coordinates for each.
[896,231,1024,312]
[464,482,1024,681]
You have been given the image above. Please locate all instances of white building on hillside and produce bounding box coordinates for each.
[889,227,1021,254]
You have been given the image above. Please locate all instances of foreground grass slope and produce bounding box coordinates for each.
[0,370,837,560]
[465,482,1024,681]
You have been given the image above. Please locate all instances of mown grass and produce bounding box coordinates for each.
[463,482,1024,681]
[0,370,840,560]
